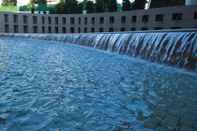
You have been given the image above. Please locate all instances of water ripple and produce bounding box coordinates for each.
[0,37,196,131]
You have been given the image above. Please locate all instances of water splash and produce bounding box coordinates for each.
[4,31,196,72]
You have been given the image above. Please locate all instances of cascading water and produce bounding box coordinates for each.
[0,32,197,131]
[1,31,197,72]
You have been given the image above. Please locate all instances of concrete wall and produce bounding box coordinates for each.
[0,6,197,33]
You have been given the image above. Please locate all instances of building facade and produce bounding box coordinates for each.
[0,6,197,33]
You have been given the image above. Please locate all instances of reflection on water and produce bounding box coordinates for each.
[0,37,196,131]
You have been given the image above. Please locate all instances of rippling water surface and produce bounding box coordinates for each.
[0,37,196,131]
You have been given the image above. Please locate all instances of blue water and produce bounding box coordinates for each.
[0,37,196,131]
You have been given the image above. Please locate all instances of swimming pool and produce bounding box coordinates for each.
[0,37,197,131]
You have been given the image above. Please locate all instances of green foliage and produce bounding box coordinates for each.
[37,0,47,5]
[95,0,117,12]
[54,0,66,14]
[77,0,95,14]
[150,0,185,8]
[2,0,16,6]
[0,5,17,12]
[107,0,117,12]
[95,0,105,12]
[52,0,118,14]
[53,0,81,14]
[122,0,132,11]
[150,0,169,8]
[84,0,95,13]
[132,0,147,10]
[64,0,80,13]
[19,5,31,11]
[37,0,48,11]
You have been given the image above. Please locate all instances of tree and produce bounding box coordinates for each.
[2,0,17,6]
[37,0,47,5]
[85,1,95,13]
[107,0,117,12]
[54,0,66,14]
[132,0,147,10]
[122,0,132,11]
[95,0,105,12]
[150,0,185,8]
[37,0,47,13]
[57,0,79,14]
[150,0,169,8]
[95,0,117,12]
[79,0,95,13]
[66,0,79,13]
[30,0,36,13]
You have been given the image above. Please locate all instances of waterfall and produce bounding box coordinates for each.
[1,31,197,72]
[56,32,196,71]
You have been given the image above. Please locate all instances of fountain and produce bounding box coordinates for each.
[4,30,196,72]
[0,31,197,131]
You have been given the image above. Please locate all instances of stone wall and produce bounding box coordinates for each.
[0,6,197,33]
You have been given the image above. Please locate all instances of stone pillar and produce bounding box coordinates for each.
[185,0,197,6]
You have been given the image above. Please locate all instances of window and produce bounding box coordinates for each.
[172,13,182,21]
[14,25,19,33]
[132,16,137,23]
[78,27,81,33]
[42,16,45,24]
[55,27,59,33]
[142,15,149,23]
[70,27,75,33]
[109,27,114,32]
[62,27,66,33]
[84,27,87,33]
[70,17,75,25]
[4,14,9,23]
[84,17,88,25]
[33,16,37,24]
[171,27,181,29]
[42,26,45,33]
[141,27,148,30]
[23,15,28,24]
[78,17,81,24]
[120,27,125,31]
[48,17,52,24]
[130,27,136,31]
[154,27,163,30]
[5,24,9,33]
[109,16,114,24]
[23,25,28,33]
[99,27,103,32]
[194,12,197,19]
[33,26,38,33]
[155,14,164,22]
[100,17,104,24]
[13,14,18,23]
[91,28,95,32]
[121,16,126,24]
[62,17,66,24]
[48,26,52,33]
[91,17,95,25]
[55,17,59,25]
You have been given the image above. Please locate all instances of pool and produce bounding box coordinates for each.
[0,37,197,131]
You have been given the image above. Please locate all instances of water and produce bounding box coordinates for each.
[9,31,197,72]
[0,37,197,131]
